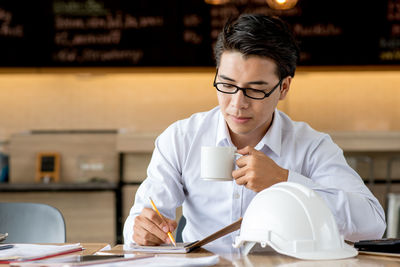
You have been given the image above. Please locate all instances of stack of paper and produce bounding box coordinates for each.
[9,254,219,267]
[10,254,154,267]
[123,242,196,254]
[0,243,83,263]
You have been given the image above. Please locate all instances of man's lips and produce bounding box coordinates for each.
[230,115,251,123]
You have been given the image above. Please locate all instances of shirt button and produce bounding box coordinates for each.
[234,193,240,199]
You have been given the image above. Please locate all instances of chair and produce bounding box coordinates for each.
[385,156,400,238]
[0,202,66,243]
[345,155,374,185]
[175,216,186,243]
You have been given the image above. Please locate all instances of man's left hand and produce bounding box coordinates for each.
[232,146,288,192]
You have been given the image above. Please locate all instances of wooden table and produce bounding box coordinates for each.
[106,244,400,267]
[3,243,400,266]
[78,243,110,255]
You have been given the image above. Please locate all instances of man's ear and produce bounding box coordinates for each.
[279,76,292,100]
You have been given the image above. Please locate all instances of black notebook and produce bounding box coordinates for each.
[354,238,400,254]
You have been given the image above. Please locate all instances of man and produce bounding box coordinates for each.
[123,14,386,246]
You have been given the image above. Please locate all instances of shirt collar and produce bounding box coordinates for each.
[257,109,282,157]
[216,110,233,146]
[216,108,282,156]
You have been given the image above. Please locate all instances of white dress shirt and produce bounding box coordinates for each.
[123,107,386,245]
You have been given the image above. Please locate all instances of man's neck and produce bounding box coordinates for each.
[230,133,260,149]
[229,113,274,149]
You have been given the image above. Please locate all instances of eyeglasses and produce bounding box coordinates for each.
[213,70,282,100]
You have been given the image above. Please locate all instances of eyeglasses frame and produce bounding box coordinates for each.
[213,69,283,100]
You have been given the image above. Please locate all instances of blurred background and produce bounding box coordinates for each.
[0,0,400,245]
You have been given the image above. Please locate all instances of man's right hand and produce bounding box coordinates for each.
[133,207,177,246]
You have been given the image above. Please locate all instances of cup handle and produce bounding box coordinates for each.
[234,153,242,158]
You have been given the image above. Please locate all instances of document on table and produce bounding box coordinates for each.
[124,217,242,253]
[119,255,219,267]
[11,254,219,267]
[0,243,83,263]
[10,254,153,267]
[123,242,197,254]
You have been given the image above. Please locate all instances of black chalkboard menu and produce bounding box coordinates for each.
[0,0,399,66]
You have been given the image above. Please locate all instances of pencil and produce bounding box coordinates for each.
[149,197,177,247]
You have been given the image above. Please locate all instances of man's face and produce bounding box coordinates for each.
[216,51,291,146]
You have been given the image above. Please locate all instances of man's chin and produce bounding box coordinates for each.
[227,124,253,136]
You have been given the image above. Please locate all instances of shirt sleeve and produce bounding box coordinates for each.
[287,134,386,242]
[123,125,186,245]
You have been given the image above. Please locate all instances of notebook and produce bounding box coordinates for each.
[123,217,242,253]
[354,238,400,257]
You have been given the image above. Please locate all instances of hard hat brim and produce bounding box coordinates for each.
[275,242,358,260]
[234,239,358,260]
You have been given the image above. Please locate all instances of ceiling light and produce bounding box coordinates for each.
[205,0,230,5]
[266,0,298,10]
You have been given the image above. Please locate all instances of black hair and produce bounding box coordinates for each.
[214,14,300,79]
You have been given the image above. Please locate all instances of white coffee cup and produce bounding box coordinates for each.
[201,146,241,181]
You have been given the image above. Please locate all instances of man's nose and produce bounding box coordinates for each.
[230,89,249,109]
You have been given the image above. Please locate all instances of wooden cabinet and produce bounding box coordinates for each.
[9,132,117,184]
[122,185,139,223]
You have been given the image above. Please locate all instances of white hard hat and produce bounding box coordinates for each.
[233,182,358,260]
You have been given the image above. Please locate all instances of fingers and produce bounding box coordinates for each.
[133,208,175,246]
[233,146,270,190]
[234,146,253,185]
[232,165,247,179]
[233,166,253,187]
[134,215,167,245]
[236,155,247,168]
[142,207,168,229]
[236,146,259,167]
[234,175,248,186]
[165,217,178,232]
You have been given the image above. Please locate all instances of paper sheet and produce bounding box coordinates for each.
[90,255,219,267]
[10,254,153,266]
[123,242,194,253]
[0,243,82,261]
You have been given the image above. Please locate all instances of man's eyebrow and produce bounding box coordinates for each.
[219,74,235,82]
[247,80,269,86]
[219,74,269,85]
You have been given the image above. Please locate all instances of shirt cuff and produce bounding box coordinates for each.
[123,216,135,245]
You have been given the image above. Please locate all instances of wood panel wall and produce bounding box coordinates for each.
[0,67,399,144]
